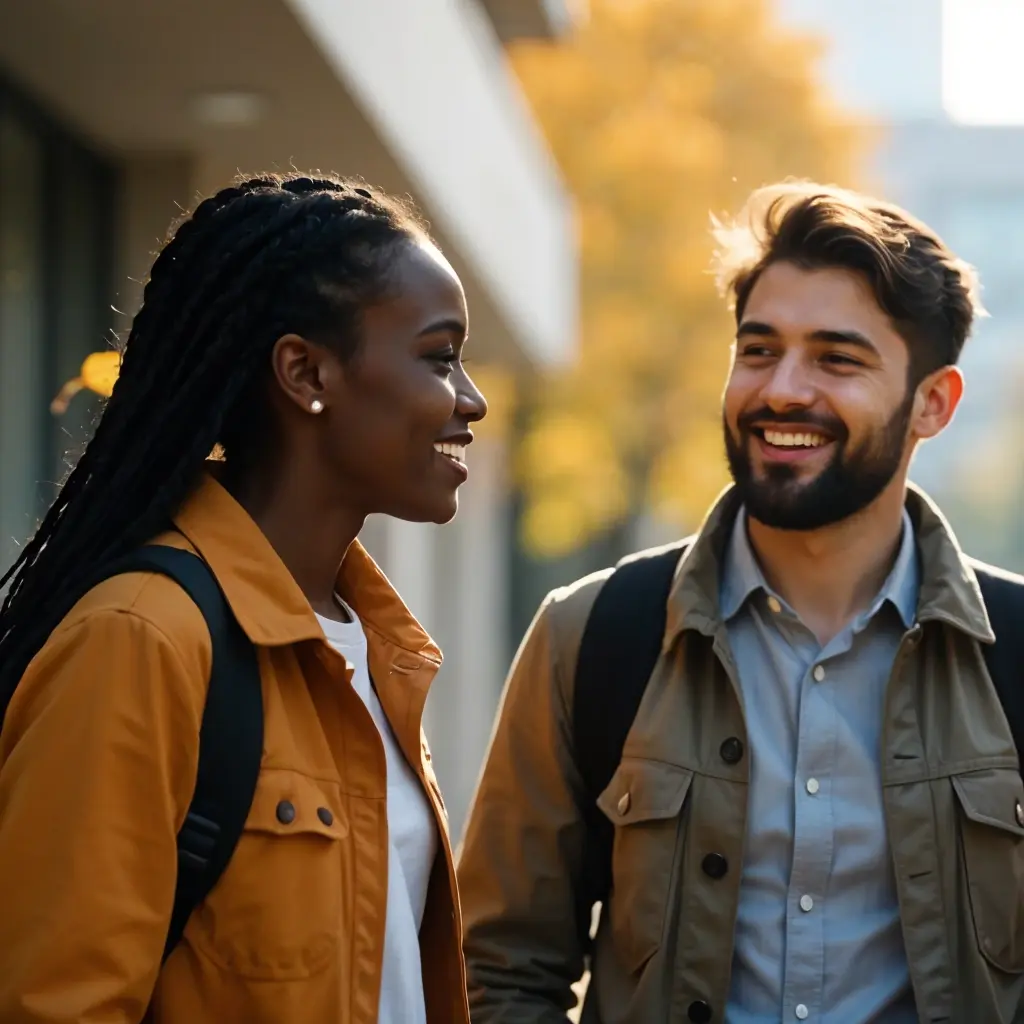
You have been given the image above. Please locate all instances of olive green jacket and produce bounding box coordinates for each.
[458,486,1024,1024]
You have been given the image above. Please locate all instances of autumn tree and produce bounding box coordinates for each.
[510,0,864,558]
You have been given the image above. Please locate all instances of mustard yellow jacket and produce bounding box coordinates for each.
[0,474,468,1023]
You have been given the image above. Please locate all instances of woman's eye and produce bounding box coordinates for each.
[427,350,457,371]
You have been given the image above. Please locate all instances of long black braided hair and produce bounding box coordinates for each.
[0,172,428,707]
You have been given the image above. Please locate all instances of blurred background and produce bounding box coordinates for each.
[1,0,1021,840]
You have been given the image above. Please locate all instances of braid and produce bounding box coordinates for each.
[0,172,426,702]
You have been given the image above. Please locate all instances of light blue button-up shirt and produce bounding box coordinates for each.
[721,509,920,1024]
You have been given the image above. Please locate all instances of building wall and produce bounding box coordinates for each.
[773,0,1024,569]
[282,0,577,368]
[115,156,194,322]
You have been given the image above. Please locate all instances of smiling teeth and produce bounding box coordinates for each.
[434,443,466,463]
[764,430,827,448]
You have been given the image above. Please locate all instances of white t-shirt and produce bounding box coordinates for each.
[315,601,438,1024]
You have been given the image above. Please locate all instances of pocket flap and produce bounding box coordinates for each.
[246,769,349,839]
[596,758,693,827]
[952,768,1024,837]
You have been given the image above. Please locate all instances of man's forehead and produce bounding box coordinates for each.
[744,262,896,340]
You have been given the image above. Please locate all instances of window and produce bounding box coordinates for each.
[0,76,115,571]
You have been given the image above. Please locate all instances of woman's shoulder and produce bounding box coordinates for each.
[56,532,213,661]
[22,531,216,723]
[4,534,215,761]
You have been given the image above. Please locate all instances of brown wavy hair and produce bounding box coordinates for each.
[712,181,984,385]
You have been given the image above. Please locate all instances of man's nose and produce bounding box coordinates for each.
[760,353,816,412]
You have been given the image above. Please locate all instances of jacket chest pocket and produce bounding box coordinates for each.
[597,759,693,973]
[952,767,1024,973]
[190,768,348,980]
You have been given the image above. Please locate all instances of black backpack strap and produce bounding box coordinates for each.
[93,546,264,963]
[974,561,1024,778]
[571,540,689,942]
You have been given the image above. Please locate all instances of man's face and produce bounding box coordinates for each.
[722,261,926,531]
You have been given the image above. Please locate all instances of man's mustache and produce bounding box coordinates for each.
[736,407,848,442]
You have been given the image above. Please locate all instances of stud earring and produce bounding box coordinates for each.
[310,399,324,414]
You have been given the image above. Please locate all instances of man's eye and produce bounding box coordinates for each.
[739,345,774,358]
[822,352,861,367]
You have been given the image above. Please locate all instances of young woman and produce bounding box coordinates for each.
[0,173,486,1023]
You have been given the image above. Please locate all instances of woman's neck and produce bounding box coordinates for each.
[213,459,364,619]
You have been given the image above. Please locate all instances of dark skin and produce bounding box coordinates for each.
[220,238,487,621]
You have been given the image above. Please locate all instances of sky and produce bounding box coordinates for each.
[943,0,1024,124]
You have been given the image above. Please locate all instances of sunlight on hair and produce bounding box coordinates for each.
[711,180,867,305]
[942,0,1024,125]
[710,210,761,305]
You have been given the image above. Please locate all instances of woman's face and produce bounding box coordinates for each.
[272,238,488,525]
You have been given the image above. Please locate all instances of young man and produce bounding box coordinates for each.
[457,183,1024,1024]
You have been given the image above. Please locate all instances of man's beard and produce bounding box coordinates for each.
[723,393,914,531]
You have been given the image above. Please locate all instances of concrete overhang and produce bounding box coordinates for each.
[481,0,585,41]
[0,0,577,371]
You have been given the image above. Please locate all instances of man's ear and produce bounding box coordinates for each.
[912,365,963,441]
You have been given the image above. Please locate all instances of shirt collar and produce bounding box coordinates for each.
[719,511,765,622]
[665,484,991,648]
[720,505,919,630]
[171,471,441,663]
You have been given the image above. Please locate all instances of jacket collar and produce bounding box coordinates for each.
[171,472,441,663]
[663,482,993,649]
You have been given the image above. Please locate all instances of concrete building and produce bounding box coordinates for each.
[0,0,581,836]
[776,0,1024,570]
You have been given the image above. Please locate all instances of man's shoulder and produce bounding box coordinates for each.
[541,538,692,651]
[965,555,1024,589]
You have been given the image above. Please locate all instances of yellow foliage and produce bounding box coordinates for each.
[511,0,862,557]
[51,350,121,415]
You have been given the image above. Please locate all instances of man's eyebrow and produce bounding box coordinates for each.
[808,328,880,356]
[737,321,880,356]
[736,320,775,337]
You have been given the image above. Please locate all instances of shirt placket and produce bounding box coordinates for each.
[781,641,839,1023]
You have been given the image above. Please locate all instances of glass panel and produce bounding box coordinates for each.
[49,146,110,489]
[0,107,45,573]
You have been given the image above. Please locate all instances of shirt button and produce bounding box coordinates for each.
[795,1005,809,1020]
[617,792,631,816]
[687,1000,713,1023]
[767,595,782,614]
[799,894,814,912]
[317,806,334,826]
[806,778,820,795]
[276,800,296,825]
[813,665,826,682]
[719,736,745,764]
